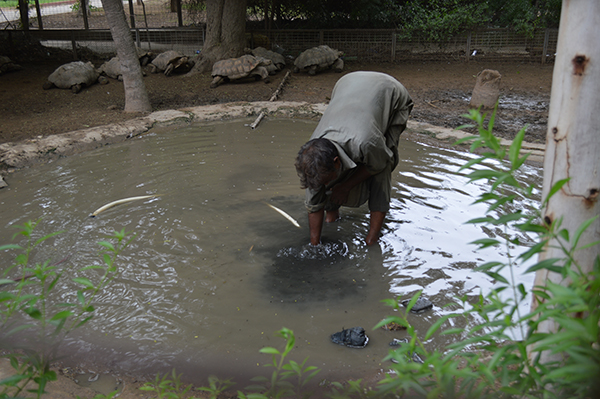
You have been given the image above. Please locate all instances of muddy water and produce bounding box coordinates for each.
[0,118,542,384]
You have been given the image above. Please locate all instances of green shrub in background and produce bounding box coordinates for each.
[0,221,134,399]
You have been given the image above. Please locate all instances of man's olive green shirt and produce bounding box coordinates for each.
[305,71,414,213]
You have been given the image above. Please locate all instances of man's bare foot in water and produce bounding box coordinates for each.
[365,230,380,246]
[365,211,386,246]
[325,210,339,223]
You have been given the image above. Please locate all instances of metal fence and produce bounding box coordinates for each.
[0,0,558,64]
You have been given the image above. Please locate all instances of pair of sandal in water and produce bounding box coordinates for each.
[330,327,424,364]
[330,297,433,361]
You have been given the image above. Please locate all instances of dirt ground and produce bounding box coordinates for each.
[0,49,554,148]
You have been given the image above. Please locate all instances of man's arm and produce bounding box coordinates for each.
[308,209,325,245]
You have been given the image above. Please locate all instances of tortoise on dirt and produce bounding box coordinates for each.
[42,61,106,93]
[150,50,193,76]
[246,47,286,73]
[99,47,152,81]
[136,47,155,66]
[293,45,344,75]
[98,57,124,81]
[210,55,272,88]
[0,56,23,75]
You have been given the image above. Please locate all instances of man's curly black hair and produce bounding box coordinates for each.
[295,138,339,191]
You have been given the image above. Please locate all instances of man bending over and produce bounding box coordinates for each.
[295,71,413,246]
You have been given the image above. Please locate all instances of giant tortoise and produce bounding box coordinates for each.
[246,47,285,73]
[42,61,106,93]
[293,45,344,75]
[99,47,154,81]
[210,55,272,88]
[150,50,193,76]
[0,56,23,75]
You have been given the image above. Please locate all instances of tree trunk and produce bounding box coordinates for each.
[33,0,43,30]
[18,0,29,30]
[530,0,600,361]
[187,0,247,75]
[101,0,152,113]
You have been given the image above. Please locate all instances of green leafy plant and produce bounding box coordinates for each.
[0,220,134,399]
[70,1,99,13]
[239,327,320,399]
[81,390,120,399]
[140,369,197,399]
[371,105,600,398]
[328,378,379,399]
[196,374,235,399]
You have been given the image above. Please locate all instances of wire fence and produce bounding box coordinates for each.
[0,0,558,64]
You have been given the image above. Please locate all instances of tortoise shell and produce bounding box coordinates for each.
[212,55,271,80]
[294,45,342,70]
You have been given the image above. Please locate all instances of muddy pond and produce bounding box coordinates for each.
[0,118,542,385]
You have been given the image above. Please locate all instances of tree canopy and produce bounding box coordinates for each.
[242,0,561,38]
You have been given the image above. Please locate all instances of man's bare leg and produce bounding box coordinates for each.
[325,209,339,223]
[366,211,386,246]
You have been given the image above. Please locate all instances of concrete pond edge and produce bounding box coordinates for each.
[0,101,545,188]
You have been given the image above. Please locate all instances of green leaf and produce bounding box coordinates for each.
[558,228,570,242]
[475,261,503,272]
[515,221,547,234]
[466,216,496,224]
[24,307,42,320]
[545,362,598,380]
[74,315,94,328]
[459,156,487,171]
[494,212,525,225]
[48,272,62,291]
[518,241,547,262]
[425,314,452,340]
[470,238,501,249]
[103,253,113,267]
[50,310,73,321]
[72,277,94,288]
[77,290,85,305]
[0,244,22,251]
[98,241,115,251]
[0,373,29,386]
[508,126,525,167]
[525,258,562,273]
[466,169,505,182]
[403,291,422,313]
[244,393,269,399]
[542,178,569,206]
[571,215,599,248]
[513,152,531,170]
[484,271,509,285]
[259,347,280,355]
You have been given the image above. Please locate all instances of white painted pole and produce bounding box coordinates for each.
[531,0,600,355]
